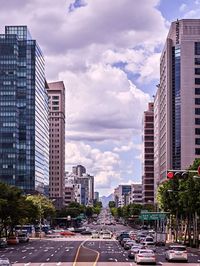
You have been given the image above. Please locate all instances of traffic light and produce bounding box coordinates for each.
[167,170,189,179]
[167,171,174,179]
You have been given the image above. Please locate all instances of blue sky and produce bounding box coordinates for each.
[1,0,200,196]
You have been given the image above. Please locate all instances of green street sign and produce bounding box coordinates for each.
[139,212,168,221]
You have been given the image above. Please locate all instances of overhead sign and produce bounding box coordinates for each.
[139,212,168,221]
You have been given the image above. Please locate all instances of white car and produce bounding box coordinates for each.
[0,258,12,266]
[135,249,156,264]
[143,241,156,252]
[92,231,100,238]
[165,245,188,262]
[102,232,112,239]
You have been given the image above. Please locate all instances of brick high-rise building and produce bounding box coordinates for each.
[154,19,200,190]
[142,102,154,203]
[47,81,65,208]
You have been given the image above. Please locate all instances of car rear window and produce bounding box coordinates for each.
[140,250,154,254]
[170,246,186,251]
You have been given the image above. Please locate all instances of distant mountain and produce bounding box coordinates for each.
[100,194,114,207]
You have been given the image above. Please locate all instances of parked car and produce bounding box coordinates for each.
[135,249,156,264]
[7,236,19,245]
[0,258,12,266]
[18,233,29,243]
[60,231,75,236]
[81,230,92,235]
[0,238,7,248]
[92,231,100,238]
[102,231,112,239]
[165,245,188,262]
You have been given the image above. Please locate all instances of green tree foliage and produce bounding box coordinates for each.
[108,201,115,208]
[0,183,37,236]
[26,194,56,223]
[157,159,200,246]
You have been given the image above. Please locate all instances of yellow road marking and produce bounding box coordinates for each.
[73,239,100,266]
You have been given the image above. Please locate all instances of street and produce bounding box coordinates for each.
[0,223,199,266]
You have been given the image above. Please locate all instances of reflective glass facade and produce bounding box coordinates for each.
[172,46,181,169]
[0,26,49,194]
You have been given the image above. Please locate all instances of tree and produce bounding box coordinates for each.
[26,194,56,224]
[108,201,115,208]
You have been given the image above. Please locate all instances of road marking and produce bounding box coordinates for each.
[46,258,50,261]
[40,263,45,266]
[56,262,61,266]
[22,256,26,259]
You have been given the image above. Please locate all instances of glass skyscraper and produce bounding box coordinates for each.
[0,26,49,194]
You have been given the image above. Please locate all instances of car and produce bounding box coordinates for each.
[118,233,130,244]
[102,232,112,239]
[165,245,188,262]
[92,231,100,238]
[0,258,12,266]
[60,230,75,236]
[135,233,147,243]
[18,233,29,243]
[121,237,131,247]
[135,249,156,264]
[128,245,143,259]
[124,240,136,250]
[142,241,156,252]
[7,236,19,245]
[145,236,154,243]
[81,230,92,235]
[0,238,7,248]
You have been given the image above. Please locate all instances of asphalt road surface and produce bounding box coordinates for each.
[0,223,199,266]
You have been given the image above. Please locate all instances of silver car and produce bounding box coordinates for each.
[135,249,156,264]
[0,258,12,266]
[165,245,188,262]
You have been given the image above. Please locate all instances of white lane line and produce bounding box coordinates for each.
[22,256,26,259]
[46,258,50,261]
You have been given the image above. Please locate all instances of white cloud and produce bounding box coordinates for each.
[60,64,150,142]
[0,0,168,195]
[65,141,121,192]
[179,3,187,12]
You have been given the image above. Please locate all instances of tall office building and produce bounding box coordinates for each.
[72,165,86,177]
[0,26,49,194]
[155,19,200,187]
[47,81,65,207]
[142,102,154,203]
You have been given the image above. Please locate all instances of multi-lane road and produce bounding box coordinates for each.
[0,223,199,266]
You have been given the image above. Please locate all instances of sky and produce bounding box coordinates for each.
[1,0,200,196]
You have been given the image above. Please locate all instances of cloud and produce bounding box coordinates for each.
[65,141,121,191]
[0,0,168,195]
[179,3,187,12]
[114,142,142,153]
[60,64,150,142]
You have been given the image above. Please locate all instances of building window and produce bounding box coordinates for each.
[195,118,200,124]
[195,148,200,155]
[195,98,200,105]
[195,78,200,85]
[195,58,200,65]
[195,88,200,95]
[195,138,200,145]
[195,68,200,75]
[53,96,59,100]
[195,128,200,135]
[195,42,200,55]
[195,108,200,115]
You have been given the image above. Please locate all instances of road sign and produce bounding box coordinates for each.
[139,212,168,221]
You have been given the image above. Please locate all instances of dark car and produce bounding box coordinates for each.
[81,230,92,235]
[118,233,130,244]
[0,238,7,248]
